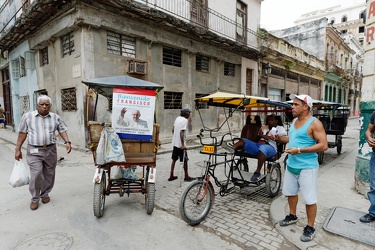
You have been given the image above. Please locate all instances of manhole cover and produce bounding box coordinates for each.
[15,232,73,250]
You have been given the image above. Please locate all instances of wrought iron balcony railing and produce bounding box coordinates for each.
[0,0,260,51]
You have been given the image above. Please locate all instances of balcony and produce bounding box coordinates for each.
[0,0,261,59]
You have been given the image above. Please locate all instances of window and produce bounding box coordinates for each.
[190,0,208,27]
[20,95,30,115]
[341,15,347,23]
[195,93,208,109]
[25,51,35,70]
[196,54,209,72]
[107,31,136,57]
[164,91,183,109]
[163,47,182,67]
[330,18,335,25]
[40,47,48,66]
[341,29,347,34]
[236,1,247,43]
[19,56,26,77]
[359,38,364,45]
[359,26,365,33]
[62,32,75,57]
[11,60,20,79]
[224,62,235,76]
[61,88,77,111]
[360,10,366,20]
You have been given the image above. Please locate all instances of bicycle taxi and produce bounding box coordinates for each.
[179,91,292,226]
[310,100,349,164]
[82,75,163,218]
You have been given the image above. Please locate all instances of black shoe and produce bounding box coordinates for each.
[168,176,178,181]
[360,214,375,223]
[300,225,316,242]
[184,177,196,182]
[250,172,260,182]
[279,214,298,227]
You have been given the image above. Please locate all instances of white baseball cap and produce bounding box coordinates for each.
[289,94,313,109]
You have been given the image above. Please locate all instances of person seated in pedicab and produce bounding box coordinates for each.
[241,115,262,142]
[233,114,287,182]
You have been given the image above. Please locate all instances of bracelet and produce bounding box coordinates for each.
[297,148,301,154]
[64,141,71,144]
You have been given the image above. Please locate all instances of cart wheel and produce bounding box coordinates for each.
[318,151,324,164]
[179,180,214,226]
[265,163,281,198]
[145,182,155,215]
[337,136,342,154]
[93,171,106,218]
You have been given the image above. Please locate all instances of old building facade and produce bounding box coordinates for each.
[271,18,359,114]
[294,2,365,116]
[0,0,265,147]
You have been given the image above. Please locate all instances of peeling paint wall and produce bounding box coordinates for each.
[271,18,328,61]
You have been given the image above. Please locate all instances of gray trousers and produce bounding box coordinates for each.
[26,144,57,203]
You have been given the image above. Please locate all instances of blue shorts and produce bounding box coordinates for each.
[242,138,277,158]
[282,167,318,205]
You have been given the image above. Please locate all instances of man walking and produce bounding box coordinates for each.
[276,94,327,242]
[168,108,194,182]
[360,111,375,223]
[15,95,72,210]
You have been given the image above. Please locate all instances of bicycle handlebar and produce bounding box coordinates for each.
[196,128,232,147]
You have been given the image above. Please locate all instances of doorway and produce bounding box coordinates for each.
[1,67,12,127]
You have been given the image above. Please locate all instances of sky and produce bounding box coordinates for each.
[261,0,364,31]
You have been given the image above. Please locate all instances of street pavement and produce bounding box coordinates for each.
[0,117,374,249]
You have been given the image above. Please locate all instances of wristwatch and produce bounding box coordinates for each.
[64,141,71,144]
[297,148,301,154]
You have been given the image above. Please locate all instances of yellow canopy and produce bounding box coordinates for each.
[195,91,291,109]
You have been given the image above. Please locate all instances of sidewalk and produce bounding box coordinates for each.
[270,141,374,249]
[1,124,374,249]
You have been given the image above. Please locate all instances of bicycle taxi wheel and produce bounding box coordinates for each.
[318,151,324,164]
[93,169,106,218]
[265,163,281,197]
[179,179,215,226]
[145,166,155,214]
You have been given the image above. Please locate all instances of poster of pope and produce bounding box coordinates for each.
[112,87,156,141]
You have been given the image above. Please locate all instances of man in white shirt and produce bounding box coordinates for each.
[168,108,195,182]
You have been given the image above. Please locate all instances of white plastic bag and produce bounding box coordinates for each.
[9,160,29,188]
[96,127,125,164]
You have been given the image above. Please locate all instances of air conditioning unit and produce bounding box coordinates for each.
[128,61,147,75]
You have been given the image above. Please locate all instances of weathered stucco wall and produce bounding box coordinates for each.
[271,18,328,61]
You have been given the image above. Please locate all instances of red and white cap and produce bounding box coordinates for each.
[289,94,313,109]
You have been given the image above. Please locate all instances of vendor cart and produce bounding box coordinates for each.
[82,75,163,218]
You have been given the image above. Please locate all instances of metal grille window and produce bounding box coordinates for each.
[195,93,208,109]
[40,47,48,66]
[163,47,182,67]
[19,56,26,77]
[224,62,235,76]
[196,54,209,72]
[164,91,183,109]
[62,32,75,57]
[20,95,30,115]
[61,88,77,111]
[107,31,136,58]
